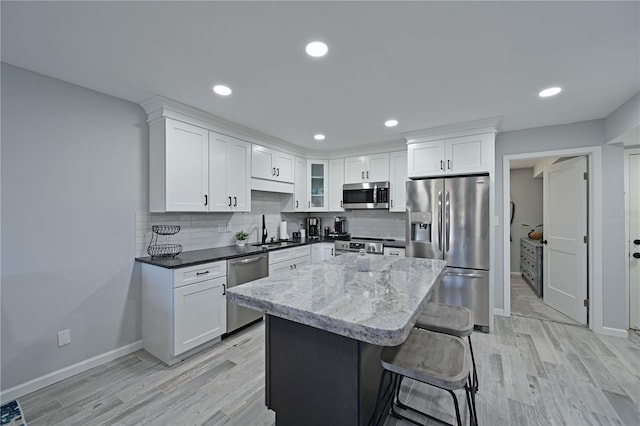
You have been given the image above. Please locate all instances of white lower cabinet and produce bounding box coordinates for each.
[383,247,406,257]
[142,261,227,365]
[269,246,311,275]
[311,243,335,264]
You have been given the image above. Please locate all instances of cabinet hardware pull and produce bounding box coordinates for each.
[204,195,208,206]
[362,171,365,179]
[233,196,237,207]
[440,160,444,171]
[340,200,343,207]
[541,240,548,245]
[633,253,640,259]
[331,248,334,255]
[634,239,640,245]
[293,264,297,269]
[366,171,369,179]
[196,271,209,276]
[447,160,451,170]
[289,265,293,270]
[391,200,394,208]
[276,168,280,176]
[296,200,299,208]
[272,167,276,176]
[222,284,226,295]
[308,201,311,208]
[228,196,232,206]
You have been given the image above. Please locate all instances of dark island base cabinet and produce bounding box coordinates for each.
[265,315,390,426]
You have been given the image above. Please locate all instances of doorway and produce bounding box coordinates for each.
[626,148,640,331]
[502,146,605,333]
[508,156,587,326]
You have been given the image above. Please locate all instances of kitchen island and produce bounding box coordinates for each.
[226,254,446,426]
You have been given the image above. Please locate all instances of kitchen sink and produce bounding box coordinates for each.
[251,241,300,250]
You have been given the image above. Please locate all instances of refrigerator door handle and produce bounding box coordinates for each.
[444,271,485,278]
[437,191,443,251]
[445,191,451,252]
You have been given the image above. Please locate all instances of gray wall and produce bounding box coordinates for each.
[509,168,543,272]
[1,64,148,390]
[494,120,627,329]
[605,93,640,143]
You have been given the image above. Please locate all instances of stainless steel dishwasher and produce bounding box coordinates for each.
[226,253,269,334]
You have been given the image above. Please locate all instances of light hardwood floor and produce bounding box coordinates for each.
[18,316,640,425]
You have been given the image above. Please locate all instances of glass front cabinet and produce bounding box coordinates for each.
[307,160,328,211]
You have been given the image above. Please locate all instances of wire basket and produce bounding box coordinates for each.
[152,225,181,235]
[148,224,182,257]
[147,244,183,257]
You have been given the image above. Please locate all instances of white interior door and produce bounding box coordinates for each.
[543,156,588,324]
[629,153,640,330]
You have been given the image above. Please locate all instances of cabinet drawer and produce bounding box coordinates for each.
[174,261,226,288]
[269,246,311,265]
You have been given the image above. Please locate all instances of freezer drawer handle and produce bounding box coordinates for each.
[444,271,485,278]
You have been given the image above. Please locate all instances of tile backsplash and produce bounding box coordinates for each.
[135,191,405,257]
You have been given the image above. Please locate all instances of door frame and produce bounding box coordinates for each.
[625,147,640,330]
[502,146,604,334]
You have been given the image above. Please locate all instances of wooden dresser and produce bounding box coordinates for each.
[520,238,543,297]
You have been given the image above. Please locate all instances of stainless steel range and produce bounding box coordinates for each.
[334,237,391,255]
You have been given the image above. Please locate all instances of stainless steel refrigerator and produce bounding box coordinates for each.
[406,175,490,332]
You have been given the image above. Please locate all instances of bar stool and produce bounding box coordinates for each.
[415,303,479,392]
[370,328,477,426]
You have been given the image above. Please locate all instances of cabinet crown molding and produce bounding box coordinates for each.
[140,96,305,156]
[403,117,501,144]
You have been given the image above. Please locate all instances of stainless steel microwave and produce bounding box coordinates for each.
[342,182,390,209]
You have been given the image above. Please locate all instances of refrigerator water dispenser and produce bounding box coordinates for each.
[410,212,432,242]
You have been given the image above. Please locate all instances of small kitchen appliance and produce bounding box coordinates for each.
[306,217,321,239]
[334,216,347,234]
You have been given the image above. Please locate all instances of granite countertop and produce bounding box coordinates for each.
[135,238,334,269]
[226,253,446,346]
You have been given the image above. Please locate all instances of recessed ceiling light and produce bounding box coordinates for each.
[306,41,328,58]
[385,119,399,127]
[314,134,325,141]
[538,87,562,98]
[213,85,232,96]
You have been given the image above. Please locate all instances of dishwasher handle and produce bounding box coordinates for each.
[229,254,268,265]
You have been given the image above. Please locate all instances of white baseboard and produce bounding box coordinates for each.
[0,340,142,402]
[596,326,629,339]
[493,308,506,317]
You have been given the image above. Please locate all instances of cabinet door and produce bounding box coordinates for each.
[389,151,408,212]
[174,276,226,355]
[228,138,252,211]
[366,153,390,182]
[165,119,208,211]
[292,257,310,269]
[445,134,493,174]
[307,160,328,211]
[344,156,366,184]
[269,261,294,276]
[275,152,295,183]
[328,158,345,211]
[252,145,276,180]
[321,244,335,260]
[294,157,307,212]
[407,140,446,178]
[209,132,231,211]
[311,243,334,264]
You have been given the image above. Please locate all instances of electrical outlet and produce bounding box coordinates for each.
[57,329,71,347]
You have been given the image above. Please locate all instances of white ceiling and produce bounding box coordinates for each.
[2,1,638,150]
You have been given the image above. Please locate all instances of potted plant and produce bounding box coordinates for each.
[235,230,249,246]
[522,224,543,240]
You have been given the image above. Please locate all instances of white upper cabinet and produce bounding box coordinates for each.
[148,118,251,212]
[389,151,408,212]
[307,160,328,211]
[293,156,307,212]
[328,158,345,212]
[344,153,390,184]
[407,133,493,178]
[252,145,294,183]
[162,118,209,212]
[209,132,251,212]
